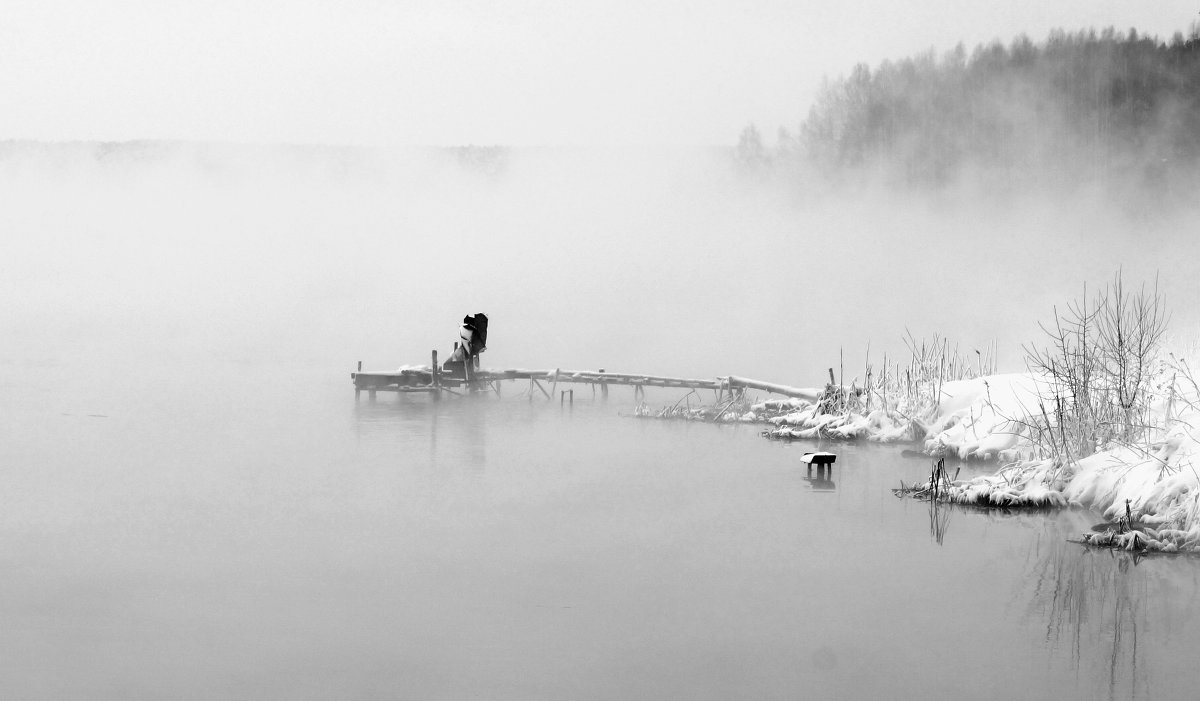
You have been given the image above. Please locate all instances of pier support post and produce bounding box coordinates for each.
[599,369,608,399]
[431,350,440,400]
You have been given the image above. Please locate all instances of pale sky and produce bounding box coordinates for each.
[1,0,1196,146]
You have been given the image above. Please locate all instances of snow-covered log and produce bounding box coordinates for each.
[726,376,822,401]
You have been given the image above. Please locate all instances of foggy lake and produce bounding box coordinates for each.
[3,145,1200,698]
[4,361,1200,699]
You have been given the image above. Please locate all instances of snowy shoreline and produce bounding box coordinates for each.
[642,367,1200,553]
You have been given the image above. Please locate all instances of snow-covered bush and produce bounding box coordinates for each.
[1023,271,1168,462]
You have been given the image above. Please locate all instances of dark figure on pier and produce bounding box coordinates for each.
[442,313,488,378]
[459,316,477,357]
[472,313,488,354]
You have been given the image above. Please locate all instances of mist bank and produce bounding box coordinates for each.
[7,139,1200,551]
[2,140,1197,389]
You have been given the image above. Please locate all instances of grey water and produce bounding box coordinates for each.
[3,360,1200,700]
[4,145,1200,699]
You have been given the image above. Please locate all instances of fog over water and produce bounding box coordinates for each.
[7,1,1200,697]
[3,143,1198,383]
[4,144,1200,698]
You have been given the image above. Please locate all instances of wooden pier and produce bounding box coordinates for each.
[351,356,821,403]
[352,315,822,403]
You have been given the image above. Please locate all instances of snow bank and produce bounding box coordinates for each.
[746,368,1200,551]
[640,360,1200,550]
[920,374,1042,461]
[914,370,1200,552]
[754,373,1041,453]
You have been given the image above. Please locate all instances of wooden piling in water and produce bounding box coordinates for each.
[431,350,440,400]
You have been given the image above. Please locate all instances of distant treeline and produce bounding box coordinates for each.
[744,26,1200,194]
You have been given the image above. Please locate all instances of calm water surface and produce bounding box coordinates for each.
[2,360,1199,700]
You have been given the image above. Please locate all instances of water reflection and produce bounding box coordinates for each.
[929,501,951,545]
[1018,523,1200,700]
[923,501,1014,547]
[352,393,488,473]
[342,399,1200,699]
[802,463,836,492]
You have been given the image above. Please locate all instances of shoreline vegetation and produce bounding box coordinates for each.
[717,23,1200,552]
[639,273,1200,553]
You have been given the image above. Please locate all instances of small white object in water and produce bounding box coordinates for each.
[800,452,837,465]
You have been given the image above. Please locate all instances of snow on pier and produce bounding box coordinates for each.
[351,361,821,402]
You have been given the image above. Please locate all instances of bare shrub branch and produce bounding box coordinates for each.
[1024,271,1169,464]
